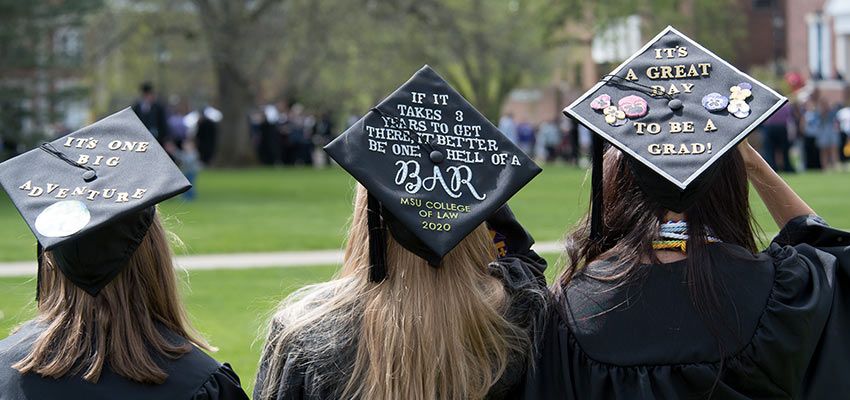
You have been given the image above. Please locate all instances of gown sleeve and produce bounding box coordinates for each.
[192,363,250,400]
[765,214,850,398]
[253,320,308,400]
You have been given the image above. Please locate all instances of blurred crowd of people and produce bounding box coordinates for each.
[759,98,850,173]
[132,82,219,200]
[497,112,594,166]
[248,102,335,167]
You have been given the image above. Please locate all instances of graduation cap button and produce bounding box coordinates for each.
[668,98,683,110]
[82,170,97,182]
[429,150,445,164]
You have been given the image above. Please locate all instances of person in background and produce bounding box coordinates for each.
[170,138,202,201]
[301,111,316,166]
[131,82,170,145]
[538,118,562,163]
[816,101,841,171]
[256,107,280,166]
[516,119,536,157]
[196,109,218,166]
[559,117,577,165]
[312,112,335,167]
[760,103,795,172]
[802,100,823,170]
[836,102,850,165]
[499,112,518,144]
[167,107,188,150]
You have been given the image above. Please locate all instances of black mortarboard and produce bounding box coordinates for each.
[325,65,541,281]
[0,107,190,296]
[564,26,786,237]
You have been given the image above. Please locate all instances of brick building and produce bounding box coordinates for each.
[784,0,849,104]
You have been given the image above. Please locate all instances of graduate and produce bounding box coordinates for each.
[0,109,249,400]
[524,26,850,399]
[254,66,547,400]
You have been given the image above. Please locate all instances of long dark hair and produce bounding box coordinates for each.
[555,147,758,361]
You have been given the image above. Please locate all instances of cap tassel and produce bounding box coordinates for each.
[36,243,44,302]
[590,134,604,240]
[367,193,388,282]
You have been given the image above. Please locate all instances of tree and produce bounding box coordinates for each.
[192,0,285,166]
[0,0,101,158]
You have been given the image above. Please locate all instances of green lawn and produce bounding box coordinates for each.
[0,165,848,396]
[1,165,847,261]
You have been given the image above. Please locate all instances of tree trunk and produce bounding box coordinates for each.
[213,61,256,166]
[194,0,260,167]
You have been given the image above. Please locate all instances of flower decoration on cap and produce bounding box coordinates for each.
[727,83,753,118]
[590,94,612,111]
[603,105,627,126]
[618,95,649,118]
[701,92,729,112]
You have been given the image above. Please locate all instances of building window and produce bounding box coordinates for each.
[807,12,833,80]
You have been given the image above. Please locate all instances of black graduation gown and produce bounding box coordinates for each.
[0,321,249,400]
[253,252,548,400]
[524,215,850,399]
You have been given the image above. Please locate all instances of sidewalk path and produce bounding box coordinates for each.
[0,241,566,277]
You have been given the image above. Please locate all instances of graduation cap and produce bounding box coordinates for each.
[0,107,190,296]
[564,26,786,238]
[325,65,542,282]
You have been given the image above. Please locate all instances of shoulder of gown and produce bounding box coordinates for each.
[764,214,850,398]
[192,363,250,400]
[523,214,850,399]
[254,319,312,400]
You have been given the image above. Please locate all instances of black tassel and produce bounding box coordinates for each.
[367,193,388,282]
[590,134,604,240]
[36,243,44,302]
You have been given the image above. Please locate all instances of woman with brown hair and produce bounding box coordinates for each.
[0,109,248,399]
[254,66,548,400]
[525,27,850,399]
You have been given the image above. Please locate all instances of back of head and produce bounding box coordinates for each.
[559,147,756,287]
[259,186,528,400]
[13,212,210,384]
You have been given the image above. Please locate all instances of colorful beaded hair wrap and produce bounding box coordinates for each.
[652,220,721,253]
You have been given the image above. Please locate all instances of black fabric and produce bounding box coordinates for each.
[0,321,249,400]
[254,250,549,400]
[49,206,155,296]
[35,243,43,301]
[366,193,389,282]
[485,204,536,257]
[564,26,786,210]
[325,65,541,265]
[590,134,604,238]
[523,215,850,399]
[0,107,190,296]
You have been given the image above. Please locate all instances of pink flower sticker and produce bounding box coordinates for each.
[590,94,612,111]
[618,95,648,118]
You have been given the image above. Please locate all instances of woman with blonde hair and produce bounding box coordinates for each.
[0,109,248,399]
[254,66,548,400]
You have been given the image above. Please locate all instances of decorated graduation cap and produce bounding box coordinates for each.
[325,65,541,282]
[0,107,190,296]
[564,26,786,238]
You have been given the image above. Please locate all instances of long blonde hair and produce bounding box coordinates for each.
[13,209,212,384]
[258,186,530,400]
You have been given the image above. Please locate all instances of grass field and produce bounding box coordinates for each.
[0,165,848,396]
